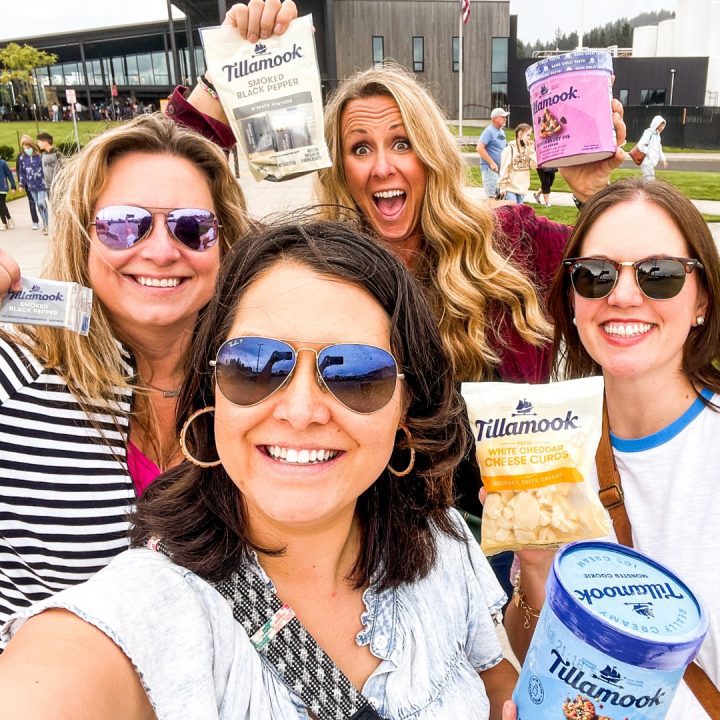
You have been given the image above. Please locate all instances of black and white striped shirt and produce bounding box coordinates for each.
[0,336,135,638]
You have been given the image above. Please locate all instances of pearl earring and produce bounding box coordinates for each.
[696,316,705,326]
[572,317,577,326]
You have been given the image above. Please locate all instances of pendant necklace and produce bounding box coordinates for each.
[145,383,181,399]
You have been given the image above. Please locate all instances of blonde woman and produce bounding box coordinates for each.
[497,123,536,204]
[0,113,250,635]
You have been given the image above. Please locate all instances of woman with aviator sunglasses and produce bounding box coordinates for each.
[507,178,720,720]
[0,113,251,638]
[1,221,520,720]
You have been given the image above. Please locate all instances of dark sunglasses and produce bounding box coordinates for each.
[90,205,221,252]
[564,256,704,301]
[210,336,404,414]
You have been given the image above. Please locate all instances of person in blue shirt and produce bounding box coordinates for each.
[0,158,16,231]
[476,108,509,199]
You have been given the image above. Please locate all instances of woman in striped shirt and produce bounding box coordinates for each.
[0,112,251,636]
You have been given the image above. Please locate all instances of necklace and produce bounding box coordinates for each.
[145,383,181,399]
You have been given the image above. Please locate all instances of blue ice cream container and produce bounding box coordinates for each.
[514,541,708,719]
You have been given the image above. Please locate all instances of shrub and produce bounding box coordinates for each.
[0,145,14,162]
[56,140,80,156]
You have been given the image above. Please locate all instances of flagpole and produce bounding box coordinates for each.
[459,7,464,135]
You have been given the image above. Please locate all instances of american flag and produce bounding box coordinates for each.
[461,0,470,23]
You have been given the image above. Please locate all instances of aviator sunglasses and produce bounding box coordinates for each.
[210,336,404,414]
[564,256,704,301]
[90,205,221,252]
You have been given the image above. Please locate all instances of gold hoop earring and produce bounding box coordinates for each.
[387,424,416,477]
[179,406,222,468]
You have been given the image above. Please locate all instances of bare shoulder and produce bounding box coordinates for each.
[0,608,155,720]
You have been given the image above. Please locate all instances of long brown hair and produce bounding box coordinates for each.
[131,220,470,590]
[548,177,720,396]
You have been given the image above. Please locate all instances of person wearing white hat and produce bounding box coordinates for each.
[476,108,510,199]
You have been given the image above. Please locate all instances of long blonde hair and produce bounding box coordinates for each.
[318,64,551,380]
[13,113,250,405]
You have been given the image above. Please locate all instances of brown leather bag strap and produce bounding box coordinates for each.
[595,401,633,547]
[595,400,720,716]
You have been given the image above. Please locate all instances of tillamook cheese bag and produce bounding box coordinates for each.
[461,377,610,555]
[201,15,331,181]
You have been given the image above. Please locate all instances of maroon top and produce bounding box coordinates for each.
[164,88,570,383]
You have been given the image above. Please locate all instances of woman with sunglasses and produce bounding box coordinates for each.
[508,178,720,719]
[0,113,250,636]
[0,221,520,720]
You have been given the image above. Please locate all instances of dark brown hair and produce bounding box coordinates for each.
[548,177,720,396]
[130,219,471,590]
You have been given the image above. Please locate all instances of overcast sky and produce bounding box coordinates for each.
[510,0,676,44]
[2,0,677,45]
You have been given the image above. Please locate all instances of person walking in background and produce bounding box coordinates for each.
[15,136,40,230]
[16,137,48,234]
[37,132,60,194]
[51,103,59,122]
[637,115,668,180]
[497,123,536,204]
[534,166,557,207]
[0,158,16,231]
[476,107,509,199]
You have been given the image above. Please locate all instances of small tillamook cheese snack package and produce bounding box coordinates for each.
[201,15,331,181]
[461,377,610,555]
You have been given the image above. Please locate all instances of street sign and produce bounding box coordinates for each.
[65,89,77,104]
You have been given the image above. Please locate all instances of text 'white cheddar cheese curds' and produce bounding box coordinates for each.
[461,377,610,555]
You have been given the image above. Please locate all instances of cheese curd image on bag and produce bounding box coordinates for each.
[201,15,331,181]
[461,377,610,555]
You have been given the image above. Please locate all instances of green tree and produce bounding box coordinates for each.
[0,42,58,127]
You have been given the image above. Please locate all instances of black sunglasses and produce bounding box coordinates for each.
[210,336,404,414]
[564,256,704,301]
[91,205,221,252]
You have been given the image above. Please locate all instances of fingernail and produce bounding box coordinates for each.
[260,29,269,39]
[248,33,258,43]
[274,23,284,34]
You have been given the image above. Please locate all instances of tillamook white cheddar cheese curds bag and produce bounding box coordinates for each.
[461,377,610,555]
[201,15,331,181]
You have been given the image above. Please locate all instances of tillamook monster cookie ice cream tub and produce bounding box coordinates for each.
[526,51,615,168]
[514,541,708,720]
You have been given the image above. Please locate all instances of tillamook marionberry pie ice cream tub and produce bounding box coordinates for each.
[514,541,708,719]
[526,51,616,168]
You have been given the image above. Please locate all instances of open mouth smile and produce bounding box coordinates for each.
[263,445,341,465]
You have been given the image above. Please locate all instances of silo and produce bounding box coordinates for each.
[632,25,658,57]
[656,18,675,57]
[674,0,711,56]
[710,1,720,57]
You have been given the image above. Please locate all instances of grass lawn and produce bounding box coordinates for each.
[533,204,720,225]
[0,120,121,156]
[467,166,720,201]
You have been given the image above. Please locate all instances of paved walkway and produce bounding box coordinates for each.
[3,171,718,277]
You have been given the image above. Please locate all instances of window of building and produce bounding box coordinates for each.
[63,62,82,86]
[125,56,140,85]
[491,37,509,109]
[151,52,169,84]
[618,89,629,105]
[194,47,206,76]
[413,36,424,73]
[372,36,384,68]
[452,37,459,72]
[112,57,126,85]
[640,88,666,105]
[137,54,154,85]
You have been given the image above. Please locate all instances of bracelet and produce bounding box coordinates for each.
[198,74,218,99]
[513,571,541,629]
[572,194,585,210]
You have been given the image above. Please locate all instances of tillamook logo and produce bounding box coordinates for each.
[548,649,666,709]
[222,43,304,81]
[7,289,64,302]
[474,406,579,441]
[574,582,685,606]
[532,86,579,114]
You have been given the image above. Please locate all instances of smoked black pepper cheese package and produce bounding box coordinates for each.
[201,15,331,181]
